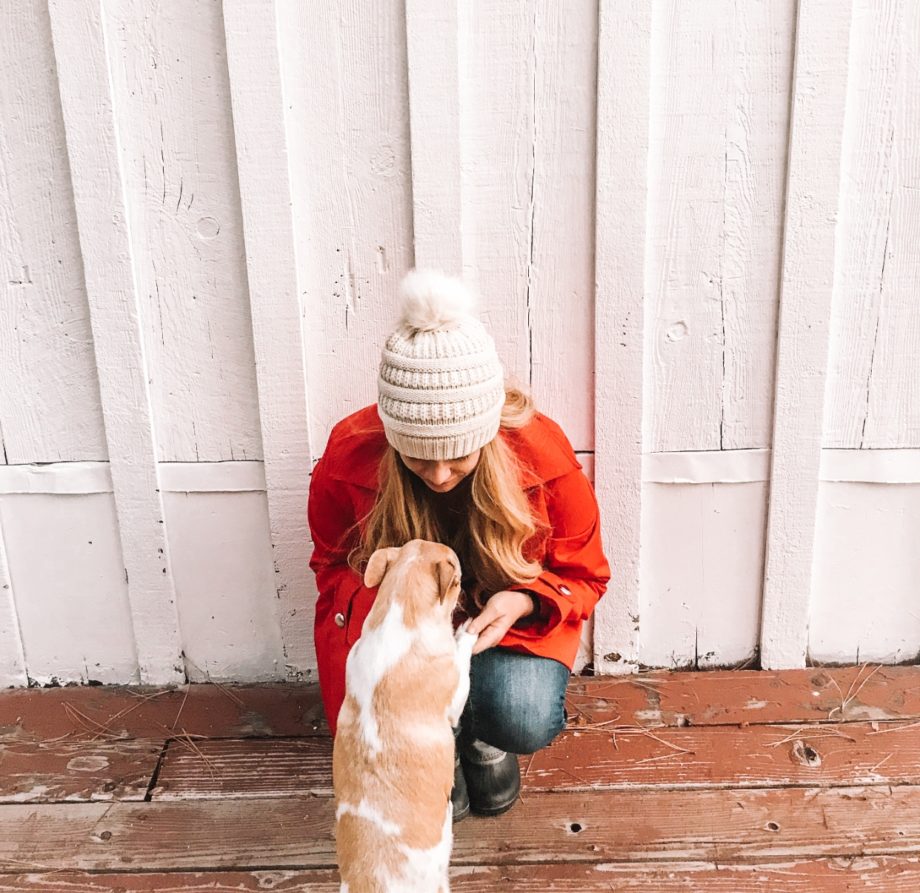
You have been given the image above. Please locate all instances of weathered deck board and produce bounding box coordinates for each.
[526,721,920,790]
[3,859,920,891]
[566,665,920,727]
[0,684,326,743]
[150,720,920,800]
[2,666,916,747]
[4,785,920,871]
[0,666,920,741]
[0,739,162,803]
[151,737,333,799]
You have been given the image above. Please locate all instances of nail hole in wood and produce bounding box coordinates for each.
[791,739,822,767]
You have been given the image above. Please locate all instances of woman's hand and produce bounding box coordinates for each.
[467,590,536,655]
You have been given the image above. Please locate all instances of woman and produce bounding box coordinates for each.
[307,269,610,822]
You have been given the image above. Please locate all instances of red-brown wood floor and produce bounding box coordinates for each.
[2,665,920,891]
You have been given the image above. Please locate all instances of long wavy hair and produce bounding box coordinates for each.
[349,385,547,609]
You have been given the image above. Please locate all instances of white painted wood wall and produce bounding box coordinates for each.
[1,0,918,687]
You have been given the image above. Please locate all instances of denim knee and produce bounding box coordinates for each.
[462,647,569,754]
[477,697,564,754]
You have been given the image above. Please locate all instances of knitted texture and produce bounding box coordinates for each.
[377,270,505,460]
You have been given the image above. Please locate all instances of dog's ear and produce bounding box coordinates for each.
[364,547,399,588]
[437,556,461,604]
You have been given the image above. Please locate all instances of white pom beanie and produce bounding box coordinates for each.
[377,269,506,460]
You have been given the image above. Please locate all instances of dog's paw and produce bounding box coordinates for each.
[455,619,477,644]
[454,622,478,667]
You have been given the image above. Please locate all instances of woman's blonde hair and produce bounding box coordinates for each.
[349,385,547,608]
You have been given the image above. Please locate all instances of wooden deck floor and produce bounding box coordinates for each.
[2,665,920,890]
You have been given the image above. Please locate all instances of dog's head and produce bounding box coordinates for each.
[363,539,462,628]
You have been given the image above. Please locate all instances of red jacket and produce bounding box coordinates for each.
[307,404,611,733]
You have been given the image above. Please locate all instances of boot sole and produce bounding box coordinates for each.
[469,795,518,817]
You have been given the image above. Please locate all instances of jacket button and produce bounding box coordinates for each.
[334,612,346,628]
[559,585,571,596]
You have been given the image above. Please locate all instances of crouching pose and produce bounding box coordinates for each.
[333,540,477,892]
[309,269,611,830]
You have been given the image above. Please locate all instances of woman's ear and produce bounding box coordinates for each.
[364,547,400,588]
[437,556,462,604]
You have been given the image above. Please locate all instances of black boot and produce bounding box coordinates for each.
[459,738,520,816]
[451,748,470,823]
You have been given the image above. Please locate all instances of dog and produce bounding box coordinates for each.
[333,539,477,893]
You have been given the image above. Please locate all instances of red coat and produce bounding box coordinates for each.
[307,404,611,733]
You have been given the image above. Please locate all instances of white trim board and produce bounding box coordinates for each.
[160,462,267,493]
[643,450,771,484]
[646,449,920,483]
[0,463,114,496]
[820,449,920,483]
[5,450,920,495]
[0,462,267,495]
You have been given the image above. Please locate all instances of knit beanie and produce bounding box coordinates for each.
[377,269,506,460]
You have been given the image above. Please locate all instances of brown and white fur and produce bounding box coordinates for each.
[333,539,477,893]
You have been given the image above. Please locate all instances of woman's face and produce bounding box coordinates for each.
[399,449,481,493]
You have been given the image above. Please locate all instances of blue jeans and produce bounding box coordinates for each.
[457,646,570,754]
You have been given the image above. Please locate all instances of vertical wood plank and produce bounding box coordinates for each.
[592,0,651,674]
[528,0,598,452]
[0,493,139,685]
[223,0,312,678]
[760,0,854,669]
[165,491,285,682]
[644,0,796,454]
[639,482,767,669]
[0,516,26,687]
[457,0,598,451]
[99,0,264,464]
[0,0,109,464]
[810,0,920,666]
[275,0,414,455]
[810,480,920,664]
[823,0,919,450]
[457,0,534,383]
[405,0,462,272]
[47,0,183,684]
[872,0,920,449]
[637,1,796,670]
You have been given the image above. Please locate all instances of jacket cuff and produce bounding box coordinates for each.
[507,579,572,638]
[510,590,541,629]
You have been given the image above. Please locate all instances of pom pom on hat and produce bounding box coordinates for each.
[377,269,506,460]
[397,268,479,333]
